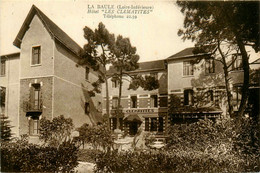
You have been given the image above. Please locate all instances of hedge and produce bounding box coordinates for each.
[1,140,78,172]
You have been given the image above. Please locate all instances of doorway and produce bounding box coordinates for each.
[129,121,139,136]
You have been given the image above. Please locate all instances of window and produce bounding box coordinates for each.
[1,60,6,76]
[184,89,194,105]
[183,61,194,76]
[31,84,41,110]
[233,86,242,107]
[232,54,243,71]
[85,67,89,80]
[158,117,163,132]
[205,58,215,74]
[111,118,117,130]
[150,95,158,107]
[159,96,168,107]
[206,90,214,102]
[145,118,149,131]
[29,119,39,135]
[112,80,119,88]
[32,46,41,65]
[85,102,90,114]
[112,97,118,109]
[111,118,123,130]
[131,96,137,108]
[150,118,157,131]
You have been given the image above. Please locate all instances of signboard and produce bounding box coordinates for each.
[111,108,158,114]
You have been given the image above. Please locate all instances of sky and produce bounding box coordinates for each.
[0,0,194,62]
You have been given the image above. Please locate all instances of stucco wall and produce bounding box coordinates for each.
[53,41,102,127]
[20,15,54,78]
[0,55,20,137]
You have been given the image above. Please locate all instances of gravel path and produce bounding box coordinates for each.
[75,161,95,173]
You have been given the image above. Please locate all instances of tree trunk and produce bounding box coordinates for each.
[116,69,123,130]
[236,38,250,118]
[217,43,233,116]
[104,75,110,130]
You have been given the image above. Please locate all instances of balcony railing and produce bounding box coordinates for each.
[23,100,43,113]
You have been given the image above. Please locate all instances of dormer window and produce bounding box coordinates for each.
[32,46,41,65]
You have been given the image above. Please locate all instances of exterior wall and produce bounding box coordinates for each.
[53,41,102,128]
[19,77,53,139]
[0,55,20,137]
[168,58,201,94]
[19,15,54,79]
[103,70,167,134]
[18,14,54,142]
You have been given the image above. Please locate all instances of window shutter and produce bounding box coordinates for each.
[29,119,34,135]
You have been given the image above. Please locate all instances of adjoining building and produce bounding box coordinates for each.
[103,60,168,136]
[104,45,259,136]
[0,5,102,143]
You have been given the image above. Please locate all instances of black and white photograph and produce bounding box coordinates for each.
[0,0,259,172]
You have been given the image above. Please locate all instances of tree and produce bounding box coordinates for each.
[0,114,13,141]
[110,35,160,130]
[191,44,240,116]
[110,35,140,130]
[39,115,74,147]
[177,1,260,117]
[82,22,115,129]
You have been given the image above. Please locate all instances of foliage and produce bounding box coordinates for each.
[83,22,115,129]
[128,75,159,91]
[93,118,259,172]
[176,1,259,117]
[78,149,102,163]
[1,139,78,172]
[166,118,259,172]
[250,68,260,86]
[143,132,156,148]
[177,1,259,51]
[94,149,243,173]
[0,114,13,141]
[77,123,113,151]
[168,94,221,114]
[166,118,234,151]
[39,115,74,147]
[0,87,5,107]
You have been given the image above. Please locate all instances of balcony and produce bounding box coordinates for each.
[23,100,43,117]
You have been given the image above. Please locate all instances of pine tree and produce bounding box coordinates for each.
[0,114,13,142]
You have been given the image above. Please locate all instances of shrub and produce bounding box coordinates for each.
[39,115,74,147]
[77,123,113,151]
[78,149,102,163]
[0,114,13,141]
[94,149,243,173]
[93,118,259,172]
[1,139,78,172]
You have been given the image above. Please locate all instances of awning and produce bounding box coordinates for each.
[124,114,142,122]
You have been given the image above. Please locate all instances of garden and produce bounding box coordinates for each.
[1,114,259,172]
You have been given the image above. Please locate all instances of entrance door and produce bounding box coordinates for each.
[129,122,138,136]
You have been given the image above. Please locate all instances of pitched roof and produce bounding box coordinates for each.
[13,5,83,57]
[107,59,166,75]
[167,45,215,61]
[251,58,260,64]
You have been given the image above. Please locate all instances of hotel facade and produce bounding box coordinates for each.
[0,5,103,142]
[1,5,259,140]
